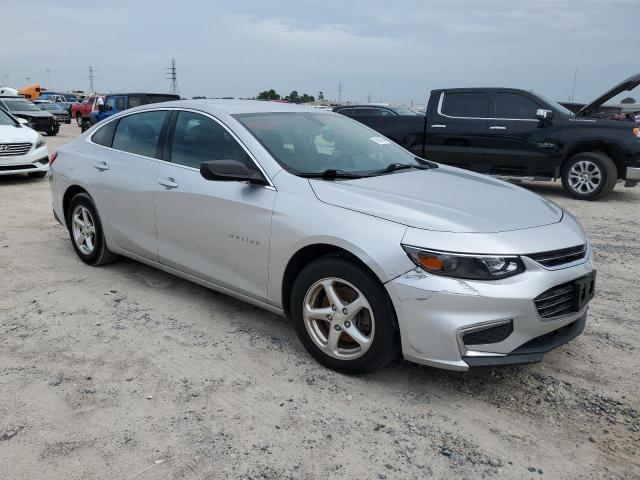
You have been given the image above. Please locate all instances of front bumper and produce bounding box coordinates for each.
[386,248,595,371]
[0,146,49,176]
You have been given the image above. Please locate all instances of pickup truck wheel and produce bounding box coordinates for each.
[290,256,399,374]
[76,113,83,126]
[561,152,617,200]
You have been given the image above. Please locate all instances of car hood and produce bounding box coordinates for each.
[11,110,54,118]
[0,124,38,143]
[309,167,563,233]
[577,73,640,117]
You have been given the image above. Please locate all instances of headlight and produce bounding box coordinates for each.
[402,245,525,280]
[35,135,46,149]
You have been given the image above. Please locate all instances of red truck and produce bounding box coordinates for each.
[70,95,104,126]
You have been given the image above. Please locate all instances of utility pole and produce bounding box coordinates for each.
[45,68,51,88]
[167,58,179,95]
[570,68,578,103]
[367,93,371,104]
[89,66,95,94]
[338,82,343,103]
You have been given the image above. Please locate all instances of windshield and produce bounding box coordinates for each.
[235,112,426,176]
[66,94,78,102]
[0,109,18,126]
[3,100,40,112]
[531,91,575,116]
[39,103,64,110]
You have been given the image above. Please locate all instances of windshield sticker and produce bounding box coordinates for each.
[370,136,391,145]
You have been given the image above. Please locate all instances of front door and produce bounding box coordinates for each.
[485,91,560,177]
[154,110,276,301]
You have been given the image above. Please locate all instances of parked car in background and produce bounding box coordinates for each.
[333,105,420,117]
[0,96,59,136]
[35,101,71,124]
[50,100,595,374]
[39,92,79,112]
[81,93,181,131]
[0,107,49,177]
[338,73,640,200]
[71,95,104,126]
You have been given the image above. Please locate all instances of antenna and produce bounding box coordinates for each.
[89,66,95,94]
[167,58,179,95]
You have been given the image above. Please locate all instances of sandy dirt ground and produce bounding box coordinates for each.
[1,123,639,479]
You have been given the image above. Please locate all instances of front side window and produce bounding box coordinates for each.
[170,111,254,170]
[495,93,540,119]
[235,112,426,175]
[112,111,167,158]
[441,92,488,118]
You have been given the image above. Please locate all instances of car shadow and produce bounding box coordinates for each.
[0,173,47,186]
[508,179,634,202]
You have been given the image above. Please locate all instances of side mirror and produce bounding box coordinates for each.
[536,109,554,121]
[200,160,266,184]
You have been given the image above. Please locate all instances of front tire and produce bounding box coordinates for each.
[67,193,118,266]
[561,152,617,200]
[47,126,59,136]
[290,256,399,374]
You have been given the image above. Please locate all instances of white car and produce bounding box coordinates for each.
[0,108,49,177]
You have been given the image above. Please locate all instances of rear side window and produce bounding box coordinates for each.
[128,96,143,108]
[91,119,118,147]
[170,111,255,170]
[336,108,353,116]
[495,93,540,119]
[441,92,488,118]
[112,111,167,158]
[352,108,377,116]
[116,97,126,110]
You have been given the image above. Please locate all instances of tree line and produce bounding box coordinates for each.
[256,89,324,104]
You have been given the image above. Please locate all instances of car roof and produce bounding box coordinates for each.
[131,99,326,115]
[105,93,180,97]
[336,105,394,109]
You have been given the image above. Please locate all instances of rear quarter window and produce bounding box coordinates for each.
[90,119,118,147]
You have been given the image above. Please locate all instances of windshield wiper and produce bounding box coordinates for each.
[298,169,363,180]
[367,160,437,177]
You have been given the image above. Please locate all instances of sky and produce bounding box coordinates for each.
[2,0,638,105]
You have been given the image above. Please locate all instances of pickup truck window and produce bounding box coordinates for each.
[441,92,488,118]
[116,97,126,110]
[105,97,115,111]
[495,92,539,119]
[128,96,143,108]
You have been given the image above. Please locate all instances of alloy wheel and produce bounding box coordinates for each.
[302,277,375,360]
[71,205,96,255]
[568,160,602,194]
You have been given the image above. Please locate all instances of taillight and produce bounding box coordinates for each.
[49,151,58,166]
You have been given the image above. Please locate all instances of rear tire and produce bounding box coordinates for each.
[76,113,83,126]
[67,192,118,266]
[290,255,399,374]
[47,126,59,136]
[561,152,617,200]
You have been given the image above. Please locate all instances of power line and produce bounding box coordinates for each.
[167,58,179,95]
[89,66,95,93]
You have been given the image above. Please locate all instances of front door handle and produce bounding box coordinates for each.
[431,124,447,128]
[93,161,109,171]
[489,126,507,130]
[158,177,178,189]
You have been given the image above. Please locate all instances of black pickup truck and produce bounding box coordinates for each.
[334,74,640,200]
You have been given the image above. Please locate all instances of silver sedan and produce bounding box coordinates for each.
[49,100,595,373]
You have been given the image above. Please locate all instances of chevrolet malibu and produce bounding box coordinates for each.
[49,100,596,373]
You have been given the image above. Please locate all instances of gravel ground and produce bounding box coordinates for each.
[1,123,639,479]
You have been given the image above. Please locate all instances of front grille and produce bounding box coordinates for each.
[0,143,32,156]
[527,244,586,268]
[535,282,576,318]
[463,321,514,346]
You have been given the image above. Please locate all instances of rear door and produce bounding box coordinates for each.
[86,110,169,260]
[485,91,560,176]
[425,91,489,170]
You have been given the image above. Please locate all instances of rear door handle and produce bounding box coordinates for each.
[93,161,109,171]
[489,126,507,130]
[431,124,447,128]
[158,177,178,189]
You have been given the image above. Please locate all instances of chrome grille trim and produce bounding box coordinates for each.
[0,142,32,156]
[526,244,586,268]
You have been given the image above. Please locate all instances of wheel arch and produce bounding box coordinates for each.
[62,185,90,226]
[280,242,387,319]
[561,141,625,179]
